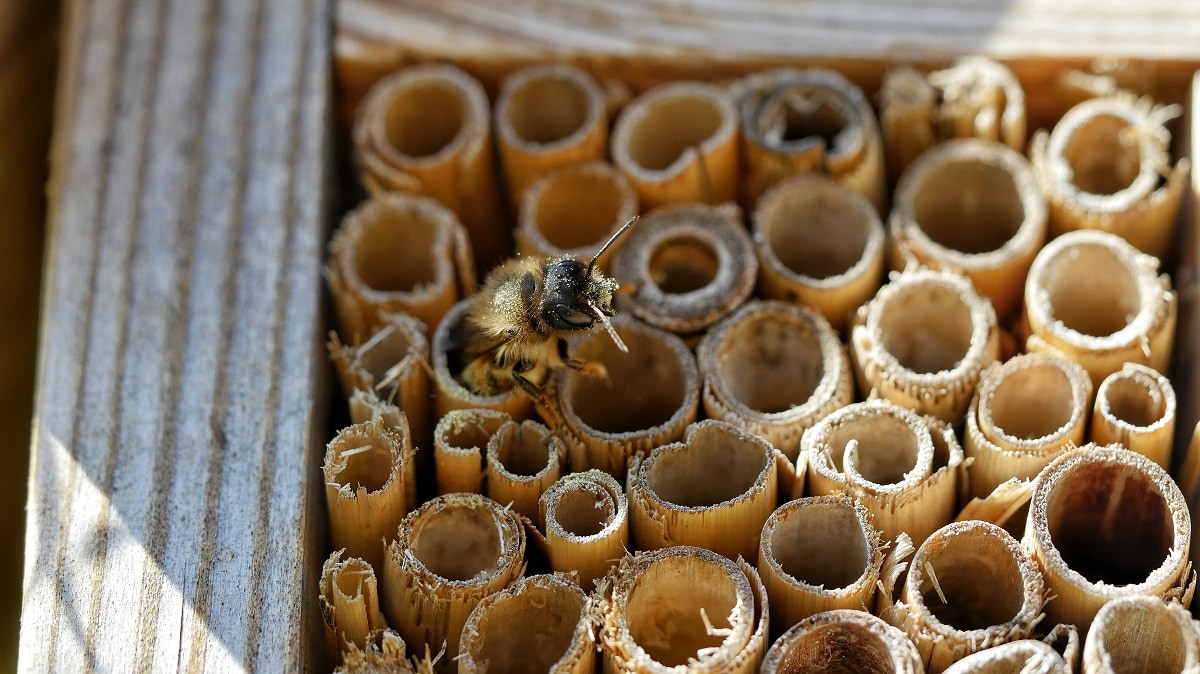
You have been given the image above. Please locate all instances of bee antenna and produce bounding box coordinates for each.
[585,215,639,278]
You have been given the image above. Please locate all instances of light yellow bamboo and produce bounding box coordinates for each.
[539,470,628,591]
[346,391,420,513]
[320,550,389,656]
[761,609,922,674]
[1083,596,1200,674]
[941,639,1068,674]
[1091,363,1177,469]
[433,408,511,497]
[484,419,564,521]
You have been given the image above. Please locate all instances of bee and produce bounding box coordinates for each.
[458,217,638,399]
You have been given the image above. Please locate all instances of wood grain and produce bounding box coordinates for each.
[19,0,332,671]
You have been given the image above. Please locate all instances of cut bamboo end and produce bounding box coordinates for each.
[328,194,476,343]
[1091,363,1177,470]
[352,63,508,271]
[336,629,418,674]
[324,416,415,572]
[752,175,886,331]
[539,470,628,591]
[430,300,535,421]
[1022,230,1177,386]
[598,546,768,674]
[495,63,608,205]
[697,300,853,464]
[941,639,1068,674]
[896,520,1046,673]
[850,268,1001,423]
[879,67,938,182]
[737,67,886,212]
[628,420,777,562]
[320,550,389,658]
[964,353,1094,500]
[889,139,1047,319]
[1024,446,1193,632]
[1030,94,1190,259]
[347,391,421,513]
[330,312,433,450]
[610,202,757,338]
[433,408,511,497]
[1082,596,1200,674]
[516,161,638,272]
[382,493,526,665]
[484,419,564,521]
[757,495,884,630]
[761,609,922,674]
[556,316,700,476]
[804,400,962,547]
[611,81,739,208]
[458,574,595,674]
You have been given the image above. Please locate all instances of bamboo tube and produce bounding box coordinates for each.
[327,193,476,343]
[895,520,1046,673]
[353,64,509,271]
[752,175,886,331]
[1022,229,1176,386]
[555,315,700,476]
[697,300,853,465]
[1083,596,1200,674]
[484,419,564,521]
[324,416,415,572]
[539,469,628,591]
[321,550,389,655]
[610,81,739,208]
[347,391,420,513]
[458,574,595,674]
[433,408,511,497]
[850,268,1001,423]
[430,299,535,421]
[1024,446,1194,632]
[879,67,938,182]
[757,495,884,630]
[941,639,1068,674]
[610,202,757,339]
[597,546,768,674]
[330,312,433,452]
[516,161,638,273]
[336,630,420,674]
[964,352,1094,500]
[1044,623,1082,672]
[382,493,526,666]
[804,399,963,547]
[1092,363,1177,470]
[628,420,777,562]
[738,67,886,212]
[889,139,1047,319]
[761,609,922,674]
[494,64,608,205]
[1030,94,1190,259]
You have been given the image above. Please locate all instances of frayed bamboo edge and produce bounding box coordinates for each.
[430,300,535,421]
[628,420,777,562]
[321,550,389,657]
[1083,595,1200,674]
[433,408,511,497]
[1091,363,1177,469]
[539,470,629,591]
[459,574,595,674]
[753,175,885,332]
[761,609,921,674]
[611,202,756,339]
[484,419,565,521]
[941,639,1068,674]
[335,629,428,674]
[347,391,420,513]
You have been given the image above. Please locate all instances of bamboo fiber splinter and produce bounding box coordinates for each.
[628,420,778,562]
[1022,229,1176,386]
[327,194,476,343]
[1030,94,1190,259]
[539,469,628,591]
[889,139,1047,319]
[458,574,595,674]
[598,546,769,673]
[964,352,1094,500]
[1024,446,1194,631]
[495,64,608,204]
[894,520,1046,673]
[761,609,921,674]
[611,81,739,208]
[697,300,852,466]
[335,630,419,674]
[382,493,526,666]
[752,175,886,331]
[738,68,886,211]
[1083,595,1200,674]
[850,268,1000,423]
[353,64,508,270]
[433,408,511,497]
[1091,362,1177,469]
[484,419,564,521]
[320,550,389,656]
[757,495,884,629]
[611,202,757,338]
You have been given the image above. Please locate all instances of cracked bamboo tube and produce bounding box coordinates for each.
[1091,363,1177,470]
[320,550,389,656]
[433,408,511,497]
[761,609,921,674]
[539,469,628,591]
[484,419,564,521]
[335,630,420,674]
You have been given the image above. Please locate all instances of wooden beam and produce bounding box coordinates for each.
[19,0,332,670]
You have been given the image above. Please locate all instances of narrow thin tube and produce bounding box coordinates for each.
[1092,362,1176,469]
[539,470,629,591]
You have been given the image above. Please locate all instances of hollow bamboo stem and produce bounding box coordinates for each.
[761,609,921,674]
[483,419,564,521]
[433,408,511,497]
[320,550,389,656]
[539,469,628,591]
[1091,363,1177,469]
[1082,595,1200,674]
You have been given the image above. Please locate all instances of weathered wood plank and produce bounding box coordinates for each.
[19,0,332,671]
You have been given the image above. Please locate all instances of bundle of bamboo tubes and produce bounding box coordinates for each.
[318,56,1196,673]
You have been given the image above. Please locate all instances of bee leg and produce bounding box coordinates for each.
[557,338,609,380]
